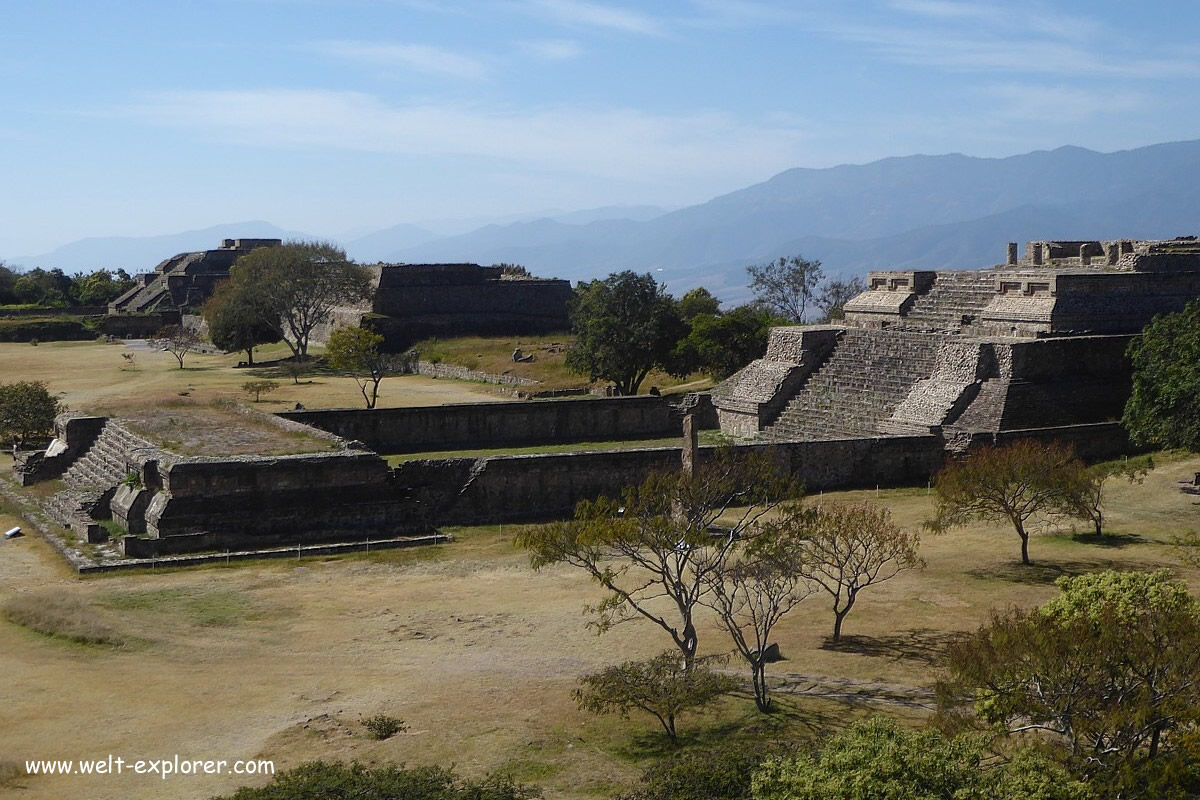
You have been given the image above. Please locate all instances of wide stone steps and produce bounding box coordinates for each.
[901,271,996,331]
[762,329,945,441]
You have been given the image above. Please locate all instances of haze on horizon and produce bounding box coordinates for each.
[4,0,1198,258]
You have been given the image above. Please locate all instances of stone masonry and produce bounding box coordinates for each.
[714,237,1198,452]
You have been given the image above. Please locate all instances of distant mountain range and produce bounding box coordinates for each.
[12,140,1200,304]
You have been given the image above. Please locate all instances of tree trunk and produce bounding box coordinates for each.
[832,609,848,642]
[1016,520,1031,565]
[679,622,698,669]
[245,347,254,366]
[752,661,771,712]
[1093,513,1103,537]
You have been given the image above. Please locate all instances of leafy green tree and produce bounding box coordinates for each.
[940,570,1200,798]
[74,269,136,305]
[814,276,866,322]
[0,380,61,451]
[674,305,780,379]
[678,286,722,321]
[702,503,815,711]
[201,280,282,366]
[326,325,393,409]
[752,717,1091,800]
[213,760,540,800]
[0,262,20,305]
[231,240,373,361]
[516,449,798,667]
[574,651,736,742]
[565,271,686,395]
[12,267,72,306]
[1124,299,1200,451]
[799,502,923,642]
[927,440,1088,565]
[747,256,824,324]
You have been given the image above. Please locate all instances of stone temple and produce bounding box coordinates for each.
[109,239,572,349]
[713,237,1200,451]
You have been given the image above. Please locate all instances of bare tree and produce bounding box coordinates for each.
[152,324,202,369]
[747,255,825,324]
[516,449,799,668]
[800,502,923,643]
[815,276,866,322]
[702,503,816,711]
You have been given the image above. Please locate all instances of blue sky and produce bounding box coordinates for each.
[3,0,1198,257]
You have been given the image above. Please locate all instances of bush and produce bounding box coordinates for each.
[3,591,124,646]
[242,380,280,402]
[213,760,541,800]
[362,714,406,740]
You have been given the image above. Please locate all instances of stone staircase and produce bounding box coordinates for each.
[48,422,155,538]
[900,270,996,331]
[761,328,944,441]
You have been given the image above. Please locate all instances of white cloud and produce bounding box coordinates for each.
[120,89,810,182]
[310,41,488,80]
[518,38,584,60]
[523,0,664,35]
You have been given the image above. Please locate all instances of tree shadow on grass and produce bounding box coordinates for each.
[1062,531,1146,548]
[611,691,839,763]
[965,557,1150,585]
[819,629,965,666]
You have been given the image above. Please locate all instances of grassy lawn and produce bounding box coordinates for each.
[0,339,511,417]
[411,334,716,395]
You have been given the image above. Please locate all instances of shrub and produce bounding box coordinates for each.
[362,714,406,740]
[213,760,541,800]
[3,591,124,646]
[242,380,280,402]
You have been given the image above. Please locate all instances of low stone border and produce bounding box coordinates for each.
[0,475,450,574]
[411,360,540,386]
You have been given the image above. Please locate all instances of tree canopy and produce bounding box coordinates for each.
[565,271,686,395]
[673,305,781,379]
[201,279,282,365]
[747,256,825,324]
[0,380,61,451]
[752,717,1091,800]
[516,449,798,666]
[325,325,394,409]
[940,570,1200,797]
[1123,298,1200,451]
[231,240,373,361]
[928,440,1088,565]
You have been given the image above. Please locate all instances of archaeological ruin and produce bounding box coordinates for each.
[109,239,573,350]
[12,236,1200,570]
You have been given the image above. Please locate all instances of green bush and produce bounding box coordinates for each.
[213,760,541,800]
[362,714,406,740]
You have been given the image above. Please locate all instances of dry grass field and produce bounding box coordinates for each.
[1,338,1199,798]
[1,454,1198,799]
[0,339,510,416]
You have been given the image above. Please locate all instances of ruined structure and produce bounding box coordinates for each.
[713,237,1200,453]
[109,240,573,350]
[109,239,282,314]
[318,263,573,351]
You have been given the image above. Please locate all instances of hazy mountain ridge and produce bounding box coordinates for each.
[10,140,1200,302]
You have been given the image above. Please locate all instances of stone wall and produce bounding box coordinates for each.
[279,396,693,453]
[399,434,947,525]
